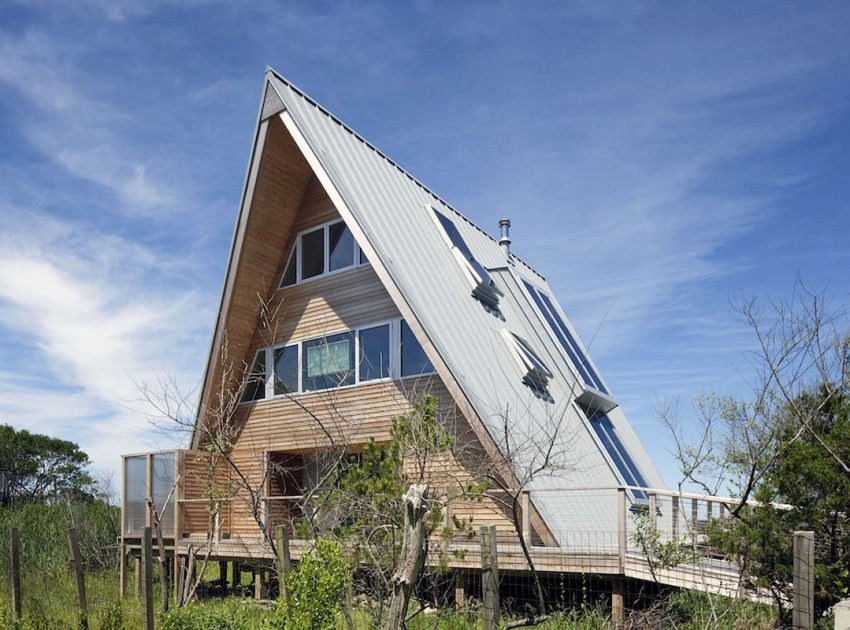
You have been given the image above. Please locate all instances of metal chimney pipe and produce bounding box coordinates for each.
[499,219,511,258]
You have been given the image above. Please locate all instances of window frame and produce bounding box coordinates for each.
[579,403,649,501]
[278,218,370,289]
[426,204,503,308]
[501,329,553,391]
[516,272,610,396]
[243,318,433,404]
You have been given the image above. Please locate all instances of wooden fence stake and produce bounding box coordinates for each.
[793,531,815,630]
[141,527,154,630]
[455,571,467,609]
[275,525,291,604]
[68,528,88,629]
[480,524,500,630]
[9,527,22,621]
[119,540,128,598]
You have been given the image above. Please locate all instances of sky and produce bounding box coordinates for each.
[0,0,848,490]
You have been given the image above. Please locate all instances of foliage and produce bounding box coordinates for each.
[0,501,120,574]
[162,598,278,630]
[0,424,95,504]
[664,590,778,630]
[629,509,698,579]
[278,538,351,630]
[706,385,850,619]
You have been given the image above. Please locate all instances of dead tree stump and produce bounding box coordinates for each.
[383,483,429,630]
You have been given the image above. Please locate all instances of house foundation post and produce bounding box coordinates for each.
[455,571,466,609]
[611,578,625,626]
[231,562,242,595]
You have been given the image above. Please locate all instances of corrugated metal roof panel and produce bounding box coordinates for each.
[268,71,665,540]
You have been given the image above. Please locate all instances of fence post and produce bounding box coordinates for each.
[68,528,88,629]
[9,527,21,621]
[480,525,500,630]
[141,527,154,630]
[455,571,467,609]
[119,540,128,598]
[275,525,291,604]
[793,531,815,630]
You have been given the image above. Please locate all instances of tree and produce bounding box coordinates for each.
[661,286,850,621]
[0,424,94,503]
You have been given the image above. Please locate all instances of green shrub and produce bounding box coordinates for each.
[161,598,277,630]
[280,538,350,630]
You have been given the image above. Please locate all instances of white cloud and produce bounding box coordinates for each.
[0,209,211,475]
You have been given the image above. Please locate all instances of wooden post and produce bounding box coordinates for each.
[706,500,714,523]
[119,540,128,598]
[671,496,680,540]
[690,498,699,546]
[275,525,291,603]
[232,561,242,595]
[68,528,88,629]
[616,488,627,572]
[455,571,467,609]
[176,556,185,606]
[9,527,22,621]
[793,531,815,630]
[648,492,657,528]
[141,527,154,630]
[218,560,228,590]
[480,525,500,630]
[135,556,142,598]
[255,567,267,600]
[520,490,531,546]
[611,577,625,626]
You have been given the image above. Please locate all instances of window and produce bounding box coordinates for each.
[401,320,434,377]
[240,318,435,402]
[274,344,299,395]
[279,220,368,288]
[359,324,390,382]
[241,350,266,402]
[504,330,553,391]
[303,331,355,391]
[329,222,355,272]
[430,206,503,308]
[301,227,325,280]
[582,405,648,500]
[522,279,608,395]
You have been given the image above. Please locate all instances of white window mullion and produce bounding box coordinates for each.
[297,342,303,393]
[264,347,274,399]
[323,225,330,275]
[354,328,361,385]
[296,234,303,283]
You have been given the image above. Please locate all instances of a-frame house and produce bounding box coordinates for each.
[121,68,677,600]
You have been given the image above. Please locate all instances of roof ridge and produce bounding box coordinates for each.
[265,67,545,282]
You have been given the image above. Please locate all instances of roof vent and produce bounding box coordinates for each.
[499,219,511,258]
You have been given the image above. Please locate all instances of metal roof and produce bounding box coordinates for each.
[264,68,666,538]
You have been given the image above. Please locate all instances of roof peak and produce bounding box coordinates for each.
[264,66,544,282]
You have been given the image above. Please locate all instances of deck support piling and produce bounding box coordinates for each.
[119,540,128,598]
[255,568,267,600]
[134,557,142,598]
[232,562,242,595]
[218,561,228,591]
[455,571,467,609]
[611,578,624,626]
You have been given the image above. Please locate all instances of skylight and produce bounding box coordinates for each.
[430,206,503,308]
[503,330,553,392]
[521,279,608,395]
[581,405,648,501]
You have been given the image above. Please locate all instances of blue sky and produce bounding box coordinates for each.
[0,1,848,488]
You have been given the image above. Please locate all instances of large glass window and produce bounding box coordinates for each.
[401,320,434,377]
[359,324,390,381]
[274,345,299,395]
[522,279,608,395]
[328,222,355,272]
[241,351,266,402]
[303,332,355,391]
[301,227,325,279]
